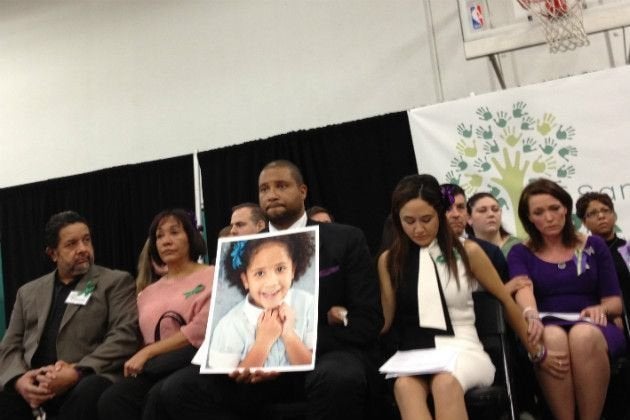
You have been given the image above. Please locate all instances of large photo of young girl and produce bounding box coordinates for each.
[200,227,319,373]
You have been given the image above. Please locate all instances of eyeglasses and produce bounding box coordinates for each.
[585,208,613,219]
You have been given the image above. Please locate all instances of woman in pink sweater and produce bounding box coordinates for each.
[98,209,213,420]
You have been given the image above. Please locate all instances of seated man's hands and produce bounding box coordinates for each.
[229,368,280,384]
[14,368,55,408]
[35,360,80,396]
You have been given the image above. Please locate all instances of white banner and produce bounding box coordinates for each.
[408,66,630,239]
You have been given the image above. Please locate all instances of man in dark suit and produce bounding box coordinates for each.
[152,160,383,420]
[0,210,139,420]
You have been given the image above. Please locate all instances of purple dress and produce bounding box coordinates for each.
[508,235,626,358]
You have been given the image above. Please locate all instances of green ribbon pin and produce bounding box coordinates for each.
[80,280,95,296]
[184,284,205,299]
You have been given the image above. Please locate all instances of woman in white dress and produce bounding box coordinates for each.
[378,174,539,420]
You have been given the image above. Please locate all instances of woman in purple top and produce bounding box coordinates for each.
[508,178,625,420]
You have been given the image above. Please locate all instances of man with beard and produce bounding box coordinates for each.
[0,211,138,420]
[152,160,383,420]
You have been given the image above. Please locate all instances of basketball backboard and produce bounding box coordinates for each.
[458,0,630,58]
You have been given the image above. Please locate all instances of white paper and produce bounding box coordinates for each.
[539,312,592,323]
[379,348,458,379]
[65,291,91,306]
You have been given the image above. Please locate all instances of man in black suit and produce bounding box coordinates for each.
[151,160,382,420]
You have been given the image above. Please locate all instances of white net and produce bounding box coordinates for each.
[520,0,590,53]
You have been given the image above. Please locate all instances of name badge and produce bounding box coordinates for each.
[65,291,91,305]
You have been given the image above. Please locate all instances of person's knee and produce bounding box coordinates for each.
[569,324,607,355]
[431,373,463,401]
[393,376,420,397]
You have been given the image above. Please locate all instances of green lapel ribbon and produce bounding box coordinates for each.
[80,280,95,296]
[184,284,205,299]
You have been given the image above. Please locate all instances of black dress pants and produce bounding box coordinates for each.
[150,350,368,420]
[0,374,112,420]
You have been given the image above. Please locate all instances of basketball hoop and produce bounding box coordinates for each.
[517,0,590,53]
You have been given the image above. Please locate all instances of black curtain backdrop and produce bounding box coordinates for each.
[198,112,418,259]
[0,155,194,322]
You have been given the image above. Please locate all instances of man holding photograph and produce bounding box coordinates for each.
[152,160,382,420]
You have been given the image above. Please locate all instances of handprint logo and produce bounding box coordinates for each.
[457,123,473,138]
[456,139,478,158]
[537,113,557,136]
[521,116,535,131]
[475,125,493,140]
[474,157,491,172]
[476,106,492,121]
[501,127,522,147]
[494,111,511,128]
[555,125,575,141]
[539,138,557,155]
[522,138,537,153]
[444,102,580,238]
[512,101,528,118]
[557,164,576,179]
[450,155,468,171]
[558,146,577,161]
[532,156,557,175]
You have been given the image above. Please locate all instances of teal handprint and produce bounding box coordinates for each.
[483,140,499,154]
[522,138,536,153]
[539,138,557,155]
[512,101,528,118]
[537,113,557,136]
[457,123,473,138]
[493,111,511,128]
[450,155,468,171]
[555,125,575,141]
[532,156,557,174]
[476,106,492,121]
[475,125,493,140]
[487,184,501,197]
[456,139,478,158]
[445,170,461,185]
[487,184,509,209]
[521,116,535,130]
[558,146,577,161]
[557,164,575,179]
[474,157,491,172]
[500,126,522,147]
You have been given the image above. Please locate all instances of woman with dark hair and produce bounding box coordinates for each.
[465,192,521,257]
[99,209,213,420]
[508,179,625,420]
[379,174,536,420]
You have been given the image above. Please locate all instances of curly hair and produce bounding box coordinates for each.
[223,232,316,295]
[575,192,614,221]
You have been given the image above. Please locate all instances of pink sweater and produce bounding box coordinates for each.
[137,265,213,348]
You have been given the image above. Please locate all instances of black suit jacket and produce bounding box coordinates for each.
[306,221,383,356]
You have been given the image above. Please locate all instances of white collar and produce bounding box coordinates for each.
[269,212,308,232]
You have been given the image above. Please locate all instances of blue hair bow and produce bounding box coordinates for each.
[230,241,247,269]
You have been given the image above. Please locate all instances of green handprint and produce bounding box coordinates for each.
[539,138,557,155]
[483,140,499,154]
[474,157,491,172]
[486,183,510,209]
[512,101,528,118]
[475,125,493,140]
[476,106,492,121]
[521,116,535,130]
[532,156,557,174]
[456,139,478,158]
[457,123,473,138]
[555,125,575,141]
[494,111,511,128]
[501,127,522,147]
[537,113,557,136]
[467,173,482,188]
[557,164,576,179]
[522,138,536,153]
[450,155,468,171]
[445,170,461,185]
[558,146,577,161]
